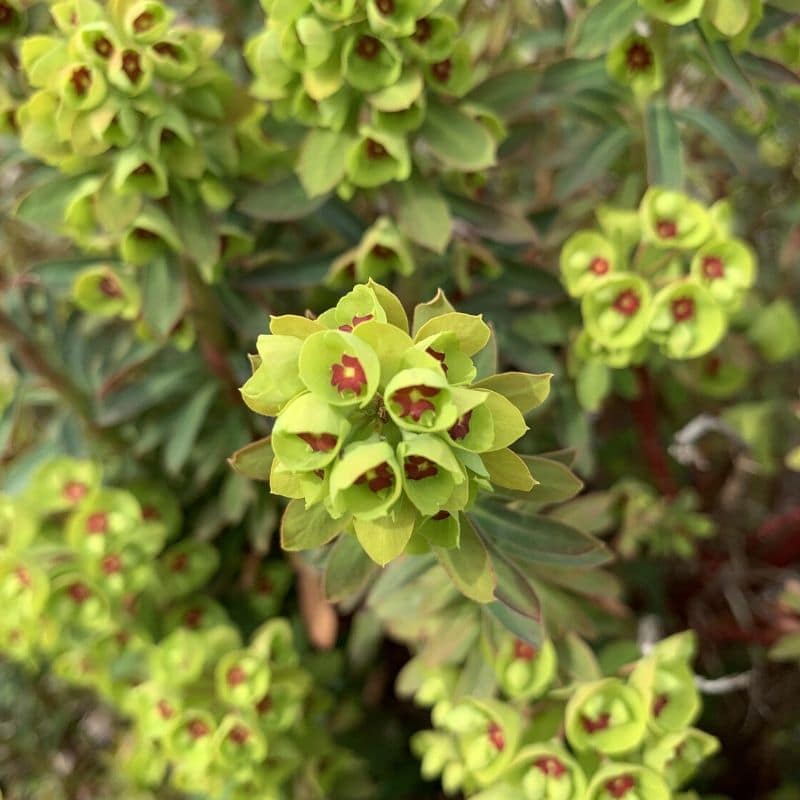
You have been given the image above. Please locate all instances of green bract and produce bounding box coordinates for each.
[560,230,619,298]
[240,282,542,565]
[582,274,653,349]
[491,636,557,701]
[639,0,705,25]
[584,763,671,800]
[564,678,648,755]
[640,188,713,250]
[607,34,664,97]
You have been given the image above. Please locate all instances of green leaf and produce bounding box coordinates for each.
[420,101,496,171]
[297,129,355,197]
[411,289,456,335]
[485,602,544,648]
[16,175,85,230]
[353,500,416,566]
[519,456,584,506]
[434,515,496,603]
[228,437,274,481]
[576,360,611,412]
[696,23,765,119]
[395,176,452,254]
[474,372,552,415]
[237,173,327,221]
[325,534,378,602]
[675,107,754,169]
[644,101,684,190]
[481,449,536,492]
[554,127,631,200]
[470,501,611,568]
[140,256,185,337]
[481,533,543,620]
[280,500,346,551]
[570,0,641,59]
[163,383,217,475]
[446,193,538,244]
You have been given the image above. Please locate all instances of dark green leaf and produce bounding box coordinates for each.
[644,101,684,190]
[140,256,185,338]
[570,0,641,60]
[325,534,378,602]
[237,173,327,221]
[555,127,631,200]
[163,383,217,474]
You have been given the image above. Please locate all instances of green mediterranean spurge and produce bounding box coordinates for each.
[245,0,501,199]
[561,187,758,408]
[240,281,550,567]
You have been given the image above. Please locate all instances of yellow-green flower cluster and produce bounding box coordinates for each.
[0,457,361,799]
[409,630,718,799]
[240,281,549,566]
[562,188,757,368]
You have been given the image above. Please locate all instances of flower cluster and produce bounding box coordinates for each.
[241,281,547,565]
[409,630,718,799]
[245,0,502,197]
[15,0,267,276]
[562,187,757,367]
[0,457,362,799]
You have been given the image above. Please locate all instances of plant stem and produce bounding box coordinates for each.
[631,366,678,498]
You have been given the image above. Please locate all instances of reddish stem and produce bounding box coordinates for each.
[630,366,678,498]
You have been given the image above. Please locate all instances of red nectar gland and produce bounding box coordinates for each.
[227,665,247,687]
[671,296,695,322]
[86,511,108,534]
[184,607,203,628]
[414,18,432,43]
[613,289,640,317]
[153,41,180,59]
[229,725,251,744]
[487,722,505,751]
[448,410,473,441]
[298,432,338,453]
[63,481,88,503]
[101,554,123,574]
[432,58,452,83]
[391,385,439,423]
[702,255,725,279]
[513,639,537,661]
[121,50,144,83]
[656,219,678,239]
[94,36,114,59]
[338,313,374,332]
[171,553,189,572]
[68,582,92,603]
[534,756,567,778]
[133,11,154,32]
[580,711,611,734]
[590,256,610,276]
[70,67,92,97]
[331,354,368,396]
[605,774,636,798]
[426,347,448,374]
[354,462,395,494]
[157,699,175,719]
[187,719,210,739]
[652,693,669,717]
[432,510,450,521]
[376,0,395,13]
[626,41,653,71]
[404,456,438,481]
[366,138,388,159]
[356,35,380,60]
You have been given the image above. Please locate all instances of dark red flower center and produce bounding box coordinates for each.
[15,566,31,587]
[184,607,203,628]
[432,510,450,521]
[187,719,209,739]
[487,722,505,751]
[606,774,636,798]
[121,50,144,83]
[652,692,669,717]
[229,724,250,744]
[256,695,272,715]
[534,756,566,778]
[63,480,88,502]
[298,432,338,453]
[171,553,189,572]
[153,41,180,59]
[513,639,537,661]
[227,665,247,686]
[671,296,695,322]
[705,355,721,376]
[613,289,640,316]
[86,511,108,534]
[257,576,273,595]
[133,227,158,240]
[0,3,14,25]
[590,256,610,276]
[432,58,452,83]
[371,244,394,259]
[702,255,725,279]
[68,582,92,603]
[448,410,473,441]
[366,138,388,159]
[626,41,652,71]
[414,18,432,43]
[656,219,678,239]
[94,36,114,58]
[157,699,174,719]
[142,505,161,521]
[133,11,154,32]
[376,0,395,13]
[99,275,122,298]
[426,347,448,374]
[356,35,380,60]
[354,462,395,494]
[580,711,611,733]
[331,354,368,396]
[404,456,438,481]
[70,67,92,97]
[338,313,374,332]
[132,162,154,177]
[391,385,439,422]
[101,554,122,574]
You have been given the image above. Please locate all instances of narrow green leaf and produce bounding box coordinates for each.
[420,101,496,171]
[228,436,274,481]
[280,500,346,551]
[480,532,543,620]
[237,173,327,221]
[296,129,355,197]
[353,500,416,566]
[644,101,684,190]
[675,107,754,168]
[325,534,378,602]
[163,383,217,474]
[395,176,452,254]
[140,256,185,337]
[554,127,631,200]
[485,602,545,648]
[15,175,84,230]
[434,515,496,603]
[475,372,552,415]
[570,0,641,59]
[411,289,455,335]
[520,456,584,505]
[481,449,536,492]
[446,193,538,244]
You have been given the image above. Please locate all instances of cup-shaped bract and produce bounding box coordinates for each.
[607,34,664,97]
[330,440,403,520]
[582,273,653,349]
[640,0,705,25]
[343,31,403,93]
[565,678,648,755]
[72,266,140,319]
[241,335,306,416]
[345,128,411,188]
[560,230,620,297]
[492,637,557,701]
[215,649,271,709]
[690,238,756,310]
[584,763,671,800]
[512,744,587,800]
[648,280,726,359]
[397,434,466,516]
[643,728,720,789]
[385,367,458,432]
[640,188,713,250]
